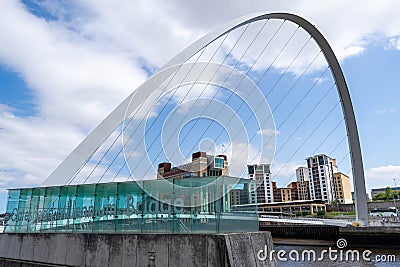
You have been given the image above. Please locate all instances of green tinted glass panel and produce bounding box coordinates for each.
[4,177,258,233]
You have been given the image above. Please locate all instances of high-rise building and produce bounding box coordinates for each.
[287,182,299,201]
[229,187,249,206]
[247,164,273,203]
[296,167,310,200]
[157,151,229,179]
[269,183,294,203]
[333,172,352,204]
[278,187,293,202]
[272,182,281,202]
[306,154,338,203]
[230,188,242,206]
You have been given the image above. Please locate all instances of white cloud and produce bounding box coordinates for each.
[312,77,328,85]
[365,165,400,192]
[375,108,398,115]
[257,128,281,136]
[213,140,274,178]
[0,1,147,192]
[271,161,304,186]
[340,46,365,59]
[386,37,400,50]
[0,104,16,114]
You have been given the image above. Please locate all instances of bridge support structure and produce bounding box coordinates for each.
[42,13,369,225]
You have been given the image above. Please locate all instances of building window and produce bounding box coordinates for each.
[215,157,225,169]
[248,165,254,174]
[318,156,324,165]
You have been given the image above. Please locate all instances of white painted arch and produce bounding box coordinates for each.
[42,12,369,225]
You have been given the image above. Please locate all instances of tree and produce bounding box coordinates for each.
[386,189,400,200]
[373,188,400,201]
[385,187,393,201]
[373,192,386,201]
[316,210,326,217]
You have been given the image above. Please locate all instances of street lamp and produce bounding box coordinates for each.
[393,178,397,208]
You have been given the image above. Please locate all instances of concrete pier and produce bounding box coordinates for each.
[339,226,400,248]
[0,232,276,267]
[260,225,339,241]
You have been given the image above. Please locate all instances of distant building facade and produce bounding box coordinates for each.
[296,167,310,200]
[230,154,352,208]
[306,154,338,203]
[230,189,241,206]
[157,151,229,179]
[272,181,281,202]
[287,182,299,201]
[333,172,352,204]
[230,186,249,207]
[247,164,273,204]
[278,187,293,202]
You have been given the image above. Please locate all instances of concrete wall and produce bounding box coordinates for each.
[326,203,355,212]
[367,201,398,210]
[327,201,400,213]
[340,226,400,247]
[0,232,276,267]
[260,225,339,241]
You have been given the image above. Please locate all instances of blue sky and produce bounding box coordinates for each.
[344,44,400,167]
[1,1,400,212]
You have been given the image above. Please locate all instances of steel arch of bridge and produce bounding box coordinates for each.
[42,13,369,225]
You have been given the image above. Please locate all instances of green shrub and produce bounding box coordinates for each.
[316,210,326,216]
[302,211,310,216]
